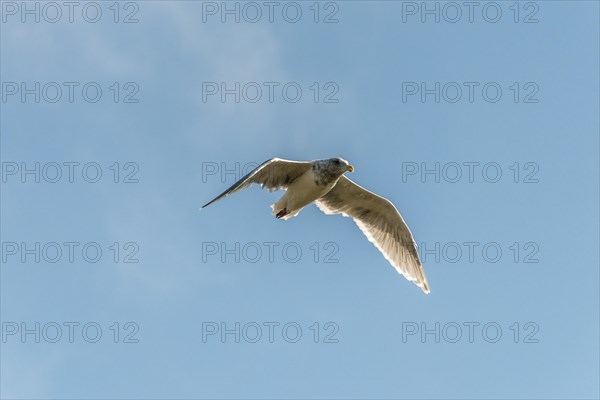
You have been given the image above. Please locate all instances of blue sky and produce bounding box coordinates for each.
[1,1,599,399]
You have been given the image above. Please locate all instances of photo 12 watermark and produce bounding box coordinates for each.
[2,321,140,344]
[401,161,539,184]
[402,321,540,344]
[1,1,140,24]
[401,82,539,104]
[1,162,140,184]
[417,241,539,265]
[201,81,339,104]
[200,1,339,24]
[1,82,140,104]
[201,161,262,184]
[1,242,140,264]
[400,2,539,24]
[201,321,339,343]
[201,241,340,264]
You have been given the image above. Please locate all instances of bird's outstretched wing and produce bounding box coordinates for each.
[315,176,430,293]
[202,158,313,208]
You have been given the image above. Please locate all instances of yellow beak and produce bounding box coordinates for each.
[347,165,354,173]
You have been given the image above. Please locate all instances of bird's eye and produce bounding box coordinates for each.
[335,159,340,164]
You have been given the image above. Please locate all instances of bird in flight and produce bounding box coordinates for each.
[202,158,430,293]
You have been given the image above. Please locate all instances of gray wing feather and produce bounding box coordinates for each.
[315,176,430,293]
[202,158,313,208]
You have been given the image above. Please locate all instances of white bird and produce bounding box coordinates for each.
[202,158,430,293]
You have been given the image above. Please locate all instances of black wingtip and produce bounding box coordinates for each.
[201,199,217,209]
[200,197,221,210]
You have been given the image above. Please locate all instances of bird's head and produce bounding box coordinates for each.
[314,157,354,186]
[328,157,354,175]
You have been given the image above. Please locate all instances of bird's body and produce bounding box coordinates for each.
[202,157,430,293]
[271,167,335,220]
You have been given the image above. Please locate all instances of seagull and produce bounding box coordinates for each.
[202,158,430,293]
